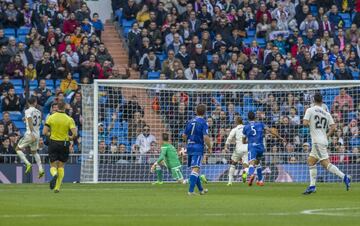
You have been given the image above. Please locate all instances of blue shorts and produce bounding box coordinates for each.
[248,144,265,162]
[187,154,203,168]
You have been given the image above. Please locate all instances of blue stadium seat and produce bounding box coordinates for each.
[4,28,15,37]
[207,54,212,63]
[16,35,26,43]
[122,19,135,28]
[339,13,351,20]
[13,121,26,129]
[256,38,266,47]
[17,27,30,36]
[148,71,160,79]
[11,79,22,86]
[243,38,252,46]
[309,5,318,16]
[247,29,256,37]
[55,79,61,87]
[352,71,359,80]
[344,19,352,28]
[9,112,22,121]
[156,54,166,62]
[29,80,38,88]
[115,9,123,24]
[15,88,23,95]
[123,27,131,38]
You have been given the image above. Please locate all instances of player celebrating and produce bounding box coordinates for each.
[182,104,212,195]
[15,96,44,178]
[243,111,284,186]
[303,93,351,195]
[151,132,188,184]
[224,116,248,186]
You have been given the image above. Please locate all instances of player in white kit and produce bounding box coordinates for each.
[224,116,248,186]
[16,96,44,178]
[303,93,351,194]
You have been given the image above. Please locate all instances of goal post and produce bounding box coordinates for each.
[80,80,360,183]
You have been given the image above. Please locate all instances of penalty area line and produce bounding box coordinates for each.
[300,207,360,217]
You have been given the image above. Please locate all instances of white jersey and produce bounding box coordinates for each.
[25,106,42,137]
[225,125,247,152]
[303,105,335,145]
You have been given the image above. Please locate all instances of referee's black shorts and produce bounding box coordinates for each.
[48,140,70,163]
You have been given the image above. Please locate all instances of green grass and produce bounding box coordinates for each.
[0,183,359,226]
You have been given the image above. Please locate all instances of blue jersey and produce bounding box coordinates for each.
[184,116,208,155]
[243,121,265,145]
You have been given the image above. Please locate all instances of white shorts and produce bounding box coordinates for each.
[17,134,39,151]
[309,143,329,161]
[231,148,248,165]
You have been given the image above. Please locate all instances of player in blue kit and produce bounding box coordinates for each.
[243,112,285,186]
[182,104,212,195]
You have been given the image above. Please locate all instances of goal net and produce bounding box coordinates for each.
[80,81,360,183]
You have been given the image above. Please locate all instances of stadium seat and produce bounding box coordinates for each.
[309,5,318,16]
[122,19,135,28]
[9,112,22,121]
[156,54,166,62]
[11,79,22,86]
[148,71,161,80]
[352,71,359,80]
[29,80,38,88]
[247,29,256,37]
[4,28,15,37]
[243,38,252,46]
[16,35,26,43]
[17,27,30,36]
[13,121,26,129]
[123,27,131,38]
[14,88,23,95]
[55,79,61,87]
[256,38,266,47]
[207,54,212,63]
[344,19,352,28]
[339,13,351,20]
[115,9,123,24]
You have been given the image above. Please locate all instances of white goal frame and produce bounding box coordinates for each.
[84,80,360,183]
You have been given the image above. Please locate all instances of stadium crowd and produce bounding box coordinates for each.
[0,0,360,166]
[111,0,360,164]
[0,0,121,163]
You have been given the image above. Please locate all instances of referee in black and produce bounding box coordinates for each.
[43,100,77,193]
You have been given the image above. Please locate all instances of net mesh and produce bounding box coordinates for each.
[81,81,360,183]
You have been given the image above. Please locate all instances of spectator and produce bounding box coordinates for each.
[135,124,156,163]
[92,13,104,40]
[123,0,138,20]
[0,112,18,135]
[60,72,78,96]
[17,42,34,67]
[0,29,9,46]
[256,14,271,38]
[0,75,14,93]
[136,4,150,28]
[34,79,51,106]
[0,45,12,76]
[97,43,114,66]
[5,55,25,79]
[0,137,16,163]
[29,39,45,65]
[141,50,161,79]
[36,51,55,80]
[335,62,353,80]
[333,88,354,111]
[2,88,21,112]
[75,2,91,23]
[184,60,199,80]
[299,14,319,33]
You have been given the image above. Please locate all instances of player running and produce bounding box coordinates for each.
[15,96,44,178]
[243,111,284,186]
[151,132,188,184]
[303,93,351,195]
[182,104,212,195]
[224,116,248,186]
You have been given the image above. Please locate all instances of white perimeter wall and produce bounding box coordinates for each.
[85,0,112,21]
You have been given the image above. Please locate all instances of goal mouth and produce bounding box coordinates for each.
[80,81,360,183]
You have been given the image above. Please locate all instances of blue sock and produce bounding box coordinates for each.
[189,172,198,193]
[256,165,263,181]
[248,165,255,176]
[196,176,203,192]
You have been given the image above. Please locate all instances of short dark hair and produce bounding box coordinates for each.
[162,132,169,142]
[57,100,66,110]
[248,111,256,120]
[196,104,206,116]
[235,116,243,125]
[28,96,37,105]
[314,92,323,103]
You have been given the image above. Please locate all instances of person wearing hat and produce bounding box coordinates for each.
[190,43,207,69]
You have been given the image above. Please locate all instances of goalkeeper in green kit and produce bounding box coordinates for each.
[151,133,207,185]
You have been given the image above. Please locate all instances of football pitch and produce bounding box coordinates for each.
[0,183,359,226]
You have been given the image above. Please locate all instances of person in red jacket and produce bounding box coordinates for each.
[57,35,76,54]
[63,12,79,34]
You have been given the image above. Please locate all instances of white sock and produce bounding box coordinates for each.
[309,165,317,186]
[33,153,43,171]
[229,165,235,183]
[327,163,345,179]
[16,151,30,165]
